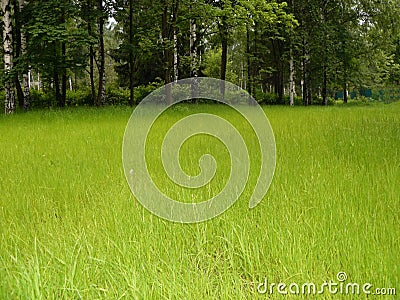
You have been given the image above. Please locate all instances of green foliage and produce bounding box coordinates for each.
[255,91,304,106]
[0,91,4,110]
[66,89,93,106]
[105,87,130,105]
[134,81,164,103]
[9,82,165,109]
[202,48,238,83]
[29,89,57,108]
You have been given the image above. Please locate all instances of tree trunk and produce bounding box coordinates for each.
[162,0,172,104]
[19,0,29,110]
[2,0,15,114]
[246,24,252,97]
[88,20,96,105]
[128,0,135,106]
[61,41,67,107]
[278,61,284,104]
[220,20,228,82]
[15,75,23,108]
[173,0,179,82]
[252,22,259,99]
[189,5,197,78]
[61,8,67,107]
[302,36,311,106]
[343,80,348,104]
[97,0,106,106]
[322,64,327,105]
[219,17,228,96]
[12,0,23,109]
[173,28,178,82]
[54,60,61,107]
[289,41,295,106]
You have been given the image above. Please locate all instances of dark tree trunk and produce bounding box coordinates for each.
[162,0,172,104]
[52,41,62,107]
[220,19,228,82]
[218,15,228,97]
[322,65,328,105]
[54,65,61,107]
[12,0,23,109]
[17,0,29,110]
[97,0,106,106]
[61,41,67,106]
[55,9,67,107]
[128,0,135,106]
[343,81,348,103]
[88,20,96,105]
[15,76,23,108]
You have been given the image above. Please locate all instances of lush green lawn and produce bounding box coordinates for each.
[0,104,399,299]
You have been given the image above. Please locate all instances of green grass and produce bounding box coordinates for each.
[0,104,399,299]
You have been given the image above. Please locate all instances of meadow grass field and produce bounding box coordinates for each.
[0,103,399,299]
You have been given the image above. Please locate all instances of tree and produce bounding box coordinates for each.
[2,0,15,114]
[25,0,91,107]
[96,0,106,106]
[18,0,29,110]
[80,0,97,104]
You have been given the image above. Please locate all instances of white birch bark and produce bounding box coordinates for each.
[289,45,295,106]
[173,28,178,82]
[189,15,197,77]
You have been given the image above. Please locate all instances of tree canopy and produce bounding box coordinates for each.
[2,0,400,112]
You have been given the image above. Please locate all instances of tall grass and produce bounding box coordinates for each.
[0,104,399,299]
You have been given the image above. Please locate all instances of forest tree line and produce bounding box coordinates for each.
[1,0,400,113]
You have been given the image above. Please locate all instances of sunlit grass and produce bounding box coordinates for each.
[0,104,399,299]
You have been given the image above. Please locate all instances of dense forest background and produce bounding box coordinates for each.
[1,0,400,113]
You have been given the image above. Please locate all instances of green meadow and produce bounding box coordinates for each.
[0,103,399,299]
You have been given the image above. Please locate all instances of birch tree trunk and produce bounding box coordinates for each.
[2,0,15,114]
[162,0,172,104]
[289,45,295,106]
[19,0,29,110]
[189,12,197,77]
[172,0,179,83]
[173,29,178,82]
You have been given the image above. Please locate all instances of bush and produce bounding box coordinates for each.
[311,96,335,106]
[255,91,305,106]
[255,92,278,104]
[134,81,164,104]
[106,88,130,105]
[0,90,4,110]
[66,89,93,106]
[30,89,56,108]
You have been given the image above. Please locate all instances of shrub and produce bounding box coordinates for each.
[30,89,56,108]
[0,90,4,110]
[66,89,93,106]
[134,81,164,104]
[106,88,130,105]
